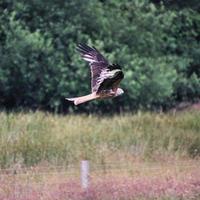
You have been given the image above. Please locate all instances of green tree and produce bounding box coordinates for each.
[0,0,199,113]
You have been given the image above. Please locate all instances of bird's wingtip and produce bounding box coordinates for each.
[76,43,85,49]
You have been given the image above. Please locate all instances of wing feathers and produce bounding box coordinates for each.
[66,44,124,104]
[77,43,109,92]
[76,44,124,94]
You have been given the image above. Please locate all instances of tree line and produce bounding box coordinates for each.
[0,0,199,113]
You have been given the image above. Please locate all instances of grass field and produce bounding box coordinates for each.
[0,110,200,199]
[0,110,200,168]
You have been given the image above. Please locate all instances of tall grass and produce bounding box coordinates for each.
[0,111,199,168]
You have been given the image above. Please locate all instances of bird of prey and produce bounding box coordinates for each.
[66,44,124,105]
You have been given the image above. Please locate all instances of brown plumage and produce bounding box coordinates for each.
[66,44,124,105]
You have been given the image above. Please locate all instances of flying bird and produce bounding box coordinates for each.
[66,44,124,105]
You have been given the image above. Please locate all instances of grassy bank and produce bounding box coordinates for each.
[0,111,200,168]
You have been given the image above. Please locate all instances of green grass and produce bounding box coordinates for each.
[0,110,200,168]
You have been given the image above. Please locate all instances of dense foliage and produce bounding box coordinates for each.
[0,0,199,113]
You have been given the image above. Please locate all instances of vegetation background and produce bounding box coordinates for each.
[0,2,200,199]
[0,111,200,168]
[0,0,199,113]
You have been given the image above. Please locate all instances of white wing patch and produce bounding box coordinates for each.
[83,55,96,63]
[105,69,121,77]
[96,69,121,86]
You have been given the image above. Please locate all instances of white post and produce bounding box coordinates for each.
[81,160,89,189]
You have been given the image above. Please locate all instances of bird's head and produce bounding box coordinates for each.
[115,88,124,96]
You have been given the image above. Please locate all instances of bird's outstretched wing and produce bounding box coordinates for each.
[76,43,109,92]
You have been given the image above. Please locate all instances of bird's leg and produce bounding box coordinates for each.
[109,89,115,95]
[105,89,115,97]
[98,89,115,98]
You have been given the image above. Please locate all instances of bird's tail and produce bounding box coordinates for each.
[66,93,98,105]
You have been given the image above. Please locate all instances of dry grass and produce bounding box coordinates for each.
[0,160,200,200]
[0,110,200,168]
[0,110,200,200]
